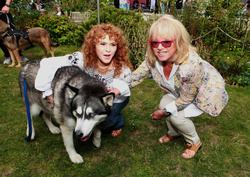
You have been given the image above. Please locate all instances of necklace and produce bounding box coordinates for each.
[97,62,113,75]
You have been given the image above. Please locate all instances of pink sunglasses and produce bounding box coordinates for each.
[149,40,174,48]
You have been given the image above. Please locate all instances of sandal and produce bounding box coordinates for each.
[158,133,182,143]
[182,142,202,159]
[111,128,122,138]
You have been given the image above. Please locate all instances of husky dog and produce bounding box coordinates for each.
[18,60,115,163]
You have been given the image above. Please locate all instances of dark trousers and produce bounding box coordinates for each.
[100,97,130,130]
[114,0,119,8]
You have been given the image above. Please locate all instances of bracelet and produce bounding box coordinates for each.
[163,108,171,116]
[5,4,10,7]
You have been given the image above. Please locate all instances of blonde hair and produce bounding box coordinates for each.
[147,14,196,67]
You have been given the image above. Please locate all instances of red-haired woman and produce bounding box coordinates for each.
[35,24,133,138]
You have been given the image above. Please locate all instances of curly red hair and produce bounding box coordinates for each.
[82,24,133,77]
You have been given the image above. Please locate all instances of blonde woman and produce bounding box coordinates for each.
[126,15,228,159]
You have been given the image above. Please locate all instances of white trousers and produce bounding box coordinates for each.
[159,95,200,144]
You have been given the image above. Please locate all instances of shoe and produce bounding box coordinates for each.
[3,57,11,64]
[158,133,182,143]
[20,56,29,63]
[182,141,202,159]
[111,128,122,137]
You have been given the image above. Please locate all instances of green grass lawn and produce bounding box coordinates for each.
[0,46,249,176]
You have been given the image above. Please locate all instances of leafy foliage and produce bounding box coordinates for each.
[117,17,151,67]
[179,0,250,86]
[81,6,144,31]
[60,0,93,12]
[9,1,250,86]
[59,0,112,13]
[30,15,86,46]
[10,0,40,29]
[214,51,250,86]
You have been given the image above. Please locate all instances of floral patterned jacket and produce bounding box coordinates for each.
[126,51,229,116]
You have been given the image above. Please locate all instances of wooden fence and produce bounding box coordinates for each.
[69,11,159,23]
[69,11,92,23]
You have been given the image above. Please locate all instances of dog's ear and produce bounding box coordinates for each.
[102,93,115,107]
[65,83,79,98]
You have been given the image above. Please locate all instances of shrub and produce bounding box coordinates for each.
[10,1,250,86]
[11,1,40,29]
[60,0,94,13]
[117,17,152,67]
[31,15,86,46]
[195,40,213,64]
[81,6,144,31]
[210,50,249,86]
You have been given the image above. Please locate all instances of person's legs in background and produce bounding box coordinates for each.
[2,46,29,64]
[126,2,130,10]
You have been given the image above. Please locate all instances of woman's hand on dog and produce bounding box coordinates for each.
[151,110,165,120]
[106,86,120,97]
[46,95,55,108]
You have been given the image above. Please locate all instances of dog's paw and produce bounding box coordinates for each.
[26,129,35,140]
[70,153,84,163]
[93,138,101,148]
[31,133,35,140]
[49,126,61,134]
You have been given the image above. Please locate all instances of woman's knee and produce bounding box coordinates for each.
[169,111,185,127]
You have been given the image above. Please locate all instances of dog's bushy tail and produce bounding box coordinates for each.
[50,40,59,47]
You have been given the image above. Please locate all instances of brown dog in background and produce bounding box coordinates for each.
[0,20,58,67]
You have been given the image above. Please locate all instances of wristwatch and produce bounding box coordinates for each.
[163,108,171,116]
[5,4,10,7]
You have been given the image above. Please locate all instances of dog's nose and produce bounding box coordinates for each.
[75,130,83,137]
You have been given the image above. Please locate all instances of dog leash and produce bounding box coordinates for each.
[23,78,32,142]
[0,10,16,28]
[0,11,11,27]
[6,14,10,27]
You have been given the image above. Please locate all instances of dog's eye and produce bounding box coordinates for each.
[89,113,96,118]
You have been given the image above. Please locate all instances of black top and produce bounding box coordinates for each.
[0,0,7,9]
[133,0,139,5]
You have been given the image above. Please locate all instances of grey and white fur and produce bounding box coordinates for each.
[18,60,115,163]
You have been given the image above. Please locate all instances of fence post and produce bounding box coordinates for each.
[97,0,100,24]
[242,24,248,52]
[213,25,218,50]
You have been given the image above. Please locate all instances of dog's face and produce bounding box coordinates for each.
[67,84,114,141]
